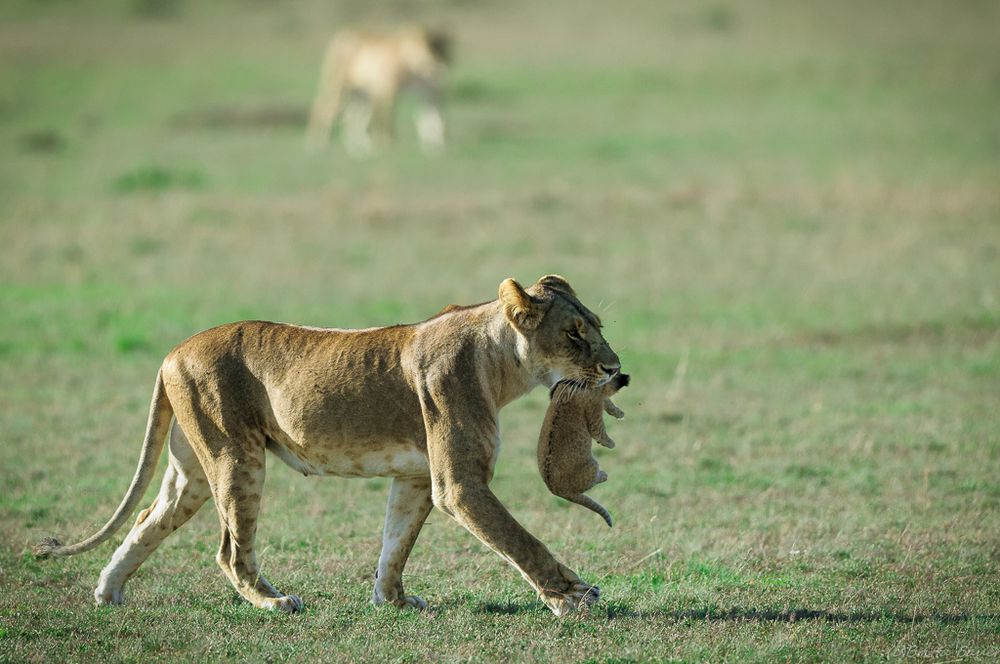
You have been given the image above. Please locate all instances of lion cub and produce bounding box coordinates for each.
[537,373,629,527]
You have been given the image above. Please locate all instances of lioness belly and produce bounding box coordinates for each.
[266,435,428,478]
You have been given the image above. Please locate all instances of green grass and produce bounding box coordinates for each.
[1,0,999,661]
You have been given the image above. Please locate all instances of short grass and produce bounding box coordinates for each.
[1,0,999,661]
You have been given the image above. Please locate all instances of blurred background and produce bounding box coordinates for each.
[1,0,998,660]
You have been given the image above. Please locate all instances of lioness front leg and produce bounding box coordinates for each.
[432,476,599,616]
[420,373,599,616]
[372,476,434,610]
[422,417,596,615]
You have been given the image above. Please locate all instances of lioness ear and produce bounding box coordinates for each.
[499,278,544,331]
[536,274,576,298]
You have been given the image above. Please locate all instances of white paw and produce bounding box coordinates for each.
[262,594,304,614]
[94,585,125,607]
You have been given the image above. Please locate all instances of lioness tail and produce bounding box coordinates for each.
[34,369,173,559]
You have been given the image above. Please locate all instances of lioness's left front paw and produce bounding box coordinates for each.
[397,595,428,610]
[261,594,304,614]
[372,587,428,611]
[540,581,600,617]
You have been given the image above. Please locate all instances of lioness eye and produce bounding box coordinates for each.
[566,329,581,340]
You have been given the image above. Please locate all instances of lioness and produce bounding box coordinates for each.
[538,373,629,528]
[305,27,450,154]
[35,275,622,617]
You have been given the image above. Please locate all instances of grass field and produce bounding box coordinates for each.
[1,0,999,661]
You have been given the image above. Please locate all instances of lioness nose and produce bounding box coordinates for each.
[599,363,620,377]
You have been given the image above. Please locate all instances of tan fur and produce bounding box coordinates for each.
[35,275,622,617]
[538,374,628,528]
[305,26,450,154]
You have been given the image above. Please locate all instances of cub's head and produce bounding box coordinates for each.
[499,275,621,389]
[604,372,630,396]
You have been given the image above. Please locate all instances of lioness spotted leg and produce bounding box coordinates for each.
[204,438,302,613]
[94,425,212,606]
[372,476,434,610]
[421,383,600,617]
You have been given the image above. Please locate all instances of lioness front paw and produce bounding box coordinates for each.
[372,587,428,611]
[261,594,304,614]
[94,586,125,607]
[396,595,428,610]
[540,581,600,617]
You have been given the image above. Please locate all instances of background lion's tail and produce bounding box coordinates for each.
[34,369,173,559]
[566,493,613,528]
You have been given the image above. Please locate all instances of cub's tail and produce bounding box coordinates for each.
[34,369,173,559]
[566,493,613,528]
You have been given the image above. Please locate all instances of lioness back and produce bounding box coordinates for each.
[161,321,426,468]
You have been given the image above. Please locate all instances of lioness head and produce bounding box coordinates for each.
[499,275,622,388]
[400,27,451,78]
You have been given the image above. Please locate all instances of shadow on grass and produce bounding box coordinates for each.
[474,601,997,625]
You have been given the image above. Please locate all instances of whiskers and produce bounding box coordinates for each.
[551,371,600,403]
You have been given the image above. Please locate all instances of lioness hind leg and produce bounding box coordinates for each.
[372,477,433,610]
[95,425,212,606]
[206,439,302,613]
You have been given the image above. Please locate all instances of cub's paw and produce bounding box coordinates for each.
[262,594,304,614]
[598,435,616,449]
[604,399,625,420]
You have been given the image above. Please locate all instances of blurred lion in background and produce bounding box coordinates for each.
[306,27,451,155]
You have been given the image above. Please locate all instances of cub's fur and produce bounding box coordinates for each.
[306,26,451,154]
[34,275,622,618]
[538,373,630,527]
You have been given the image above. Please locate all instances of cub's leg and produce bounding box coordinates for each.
[603,398,625,420]
[204,435,302,613]
[95,425,212,606]
[588,407,616,449]
[372,476,434,609]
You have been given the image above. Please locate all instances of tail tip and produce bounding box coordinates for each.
[33,536,63,559]
[604,515,613,528]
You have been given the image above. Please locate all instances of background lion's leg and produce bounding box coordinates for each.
[372,476,433,610]
[369,91,396,149]
[342,97,373,156]
[204,434,302,613]
[94,425,211,606]
[414,83,445,154]
[305,75,345,150]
